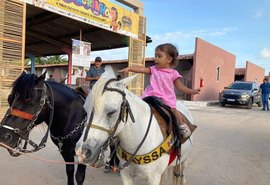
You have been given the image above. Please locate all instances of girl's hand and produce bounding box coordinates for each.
[118,67,129,75]
[194,88,201,94]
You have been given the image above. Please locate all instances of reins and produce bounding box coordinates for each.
[118,107,153,169]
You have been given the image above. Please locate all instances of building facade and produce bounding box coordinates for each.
[26,38,268,101]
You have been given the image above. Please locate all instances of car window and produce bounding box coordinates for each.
[253,83,259,90]
[228,83,252,90]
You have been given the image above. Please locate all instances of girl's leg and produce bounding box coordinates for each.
[172,109,191,138]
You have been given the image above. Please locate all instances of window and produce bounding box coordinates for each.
[216,66,220,82]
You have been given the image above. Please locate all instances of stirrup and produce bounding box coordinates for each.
[173,157,182,177]
[179,124,191,138]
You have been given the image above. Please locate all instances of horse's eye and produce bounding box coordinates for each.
[107,110,117,117]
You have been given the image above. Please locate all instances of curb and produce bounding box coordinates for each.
[178,100,220,108]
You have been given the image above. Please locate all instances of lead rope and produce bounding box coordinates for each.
[0,142,79,165]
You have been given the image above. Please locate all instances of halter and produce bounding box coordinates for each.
[0,82,55,155]
[83,78,135,142]
[83,78,153,169]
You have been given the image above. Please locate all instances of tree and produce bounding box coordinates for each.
[46,55,67,64]
[24,55,68,66]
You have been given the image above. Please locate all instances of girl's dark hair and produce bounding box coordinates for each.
[155,43,179,66]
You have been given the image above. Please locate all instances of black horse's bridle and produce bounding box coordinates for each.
[83,78,153,169]
[0,82,55,155]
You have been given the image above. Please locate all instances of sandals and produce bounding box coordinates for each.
[179,124,191,138]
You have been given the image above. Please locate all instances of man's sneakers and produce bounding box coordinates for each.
[104,163,119,173]
[179,124,191,138]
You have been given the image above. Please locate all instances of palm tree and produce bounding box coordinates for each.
[24,55,68,66]
[46,55,68,64]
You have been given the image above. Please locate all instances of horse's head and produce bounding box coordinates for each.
[0,71,49,156]
[76,74,136,165]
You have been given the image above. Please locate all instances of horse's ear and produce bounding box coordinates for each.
[38,71,47,81]
[118,75,137,88]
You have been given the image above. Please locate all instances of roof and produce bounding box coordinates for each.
[26,4,151,57]
[25,54,194,68]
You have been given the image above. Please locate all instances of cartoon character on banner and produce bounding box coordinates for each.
[110,7,122,31]
[32,0,47,8]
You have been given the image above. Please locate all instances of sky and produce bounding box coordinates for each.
[92,0,270,75]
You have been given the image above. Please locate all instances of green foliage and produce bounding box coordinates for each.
[24,55,68,66]
[46,55,68,64]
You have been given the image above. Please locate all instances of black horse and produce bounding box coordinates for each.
[0,71,88,185]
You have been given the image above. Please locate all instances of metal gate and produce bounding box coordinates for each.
[0,0,25,119]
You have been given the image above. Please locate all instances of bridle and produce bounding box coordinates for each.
[83,78,135,142]
[83,78,153,169]
[0,82,54,155]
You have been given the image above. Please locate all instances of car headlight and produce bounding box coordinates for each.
[241,94,250,99]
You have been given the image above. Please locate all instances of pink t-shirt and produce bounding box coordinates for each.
[142,66,181,108]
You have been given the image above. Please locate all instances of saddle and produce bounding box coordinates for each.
[143,96,197,145]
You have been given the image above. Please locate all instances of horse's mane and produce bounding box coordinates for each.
[91,76,108,112]
[11,72,38,100]
[11,72,81,102]
[49,81,79,97]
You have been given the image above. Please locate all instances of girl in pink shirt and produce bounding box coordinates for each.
[119,43,200,138]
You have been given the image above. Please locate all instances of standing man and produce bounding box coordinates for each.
[85,56,105,89]
[47,74,56,82]
[259,78,270,111]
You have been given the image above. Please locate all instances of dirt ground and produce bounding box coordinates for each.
[0,105,270,185]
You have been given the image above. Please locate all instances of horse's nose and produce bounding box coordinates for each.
[82,147,92,159]
[3,133,13,144]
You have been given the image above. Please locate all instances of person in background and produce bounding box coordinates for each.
[259,78,270,111]
[119,43,200,138]
[85,56,105,89]
[47,74,55,82]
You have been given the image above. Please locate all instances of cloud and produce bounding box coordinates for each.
[260,48,270,59]
[145,27,237,56]
[91,48,128,61]
[151,27,237,44]
[91,27,237,60]
[254,10,264,18]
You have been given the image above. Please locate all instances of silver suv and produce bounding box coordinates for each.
[219,81,262,109]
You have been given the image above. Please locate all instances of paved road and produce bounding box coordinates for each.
[0,105,270,185]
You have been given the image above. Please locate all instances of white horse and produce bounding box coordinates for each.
[76,74,194,185]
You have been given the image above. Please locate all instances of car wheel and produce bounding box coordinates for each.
[246,99,253,109]
[220,103,225,107]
